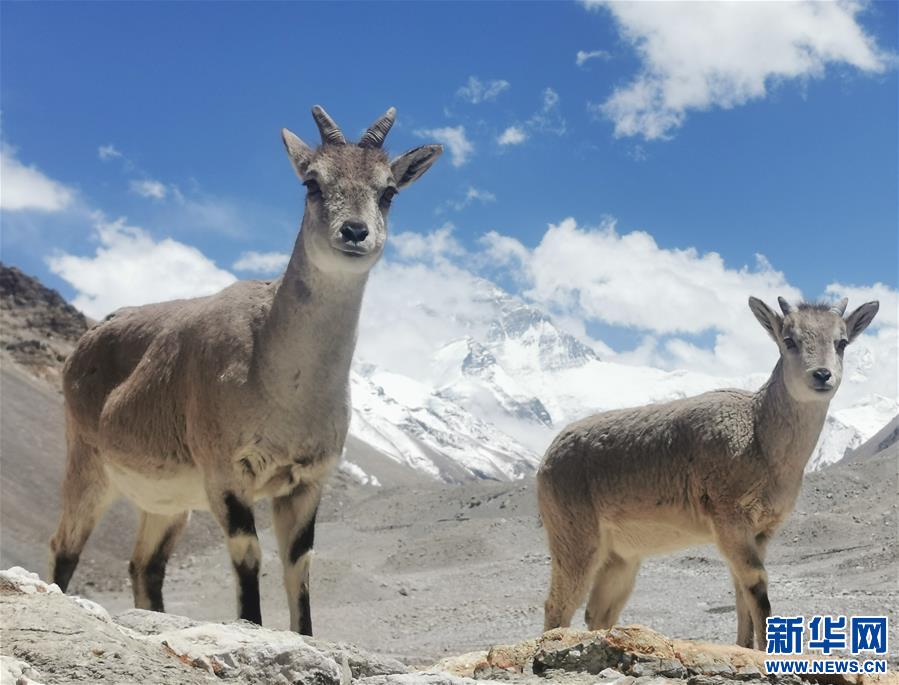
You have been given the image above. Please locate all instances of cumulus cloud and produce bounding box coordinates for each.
[456,76,510,104]
[414,125,473,167]
[97,144,122,161]
[360,230,497,379]
[0,144,75,212]
[391,223,465,263]
[483,217,805,374]
[497,126,528,146]
[825,282,897,329]
[130,179,168,200]
[233,250,290,274]
[363,217,896,408]
[585,0,893,139]
[576,49,610,67]
[46,214,236,319]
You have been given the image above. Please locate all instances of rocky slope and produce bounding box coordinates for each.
[0,263,89,385]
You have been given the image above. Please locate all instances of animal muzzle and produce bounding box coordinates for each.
[339,221,369,244]
[809,367,835,391]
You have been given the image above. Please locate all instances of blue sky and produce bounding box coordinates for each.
[1,1,897,385]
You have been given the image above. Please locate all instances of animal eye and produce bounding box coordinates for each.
[836,339,848,353]
[379,187,398,208]
[783,337,798,350]
[303,179,321,198]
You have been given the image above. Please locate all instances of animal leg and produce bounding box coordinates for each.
[209,488,263,625]
[732,571,753,648]
[272,483,321,635]
[584,554,641,630]
[541,505,604,631]
[129,510,190,612]
[715,524,770,650]
[49,435,116,592]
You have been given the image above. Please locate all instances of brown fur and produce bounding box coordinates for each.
[537,296,879,649]
[48,106,442,634]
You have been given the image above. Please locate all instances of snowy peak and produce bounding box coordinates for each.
[807,395,899,471]
[431,337,554,435]
[348,367,539,483]
[480,286,600,373]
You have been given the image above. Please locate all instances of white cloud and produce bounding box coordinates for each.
[442,186,496,212]
[483,217,804,375]
[576,49,610,67]
[825,282,897,329]
[97,144,122,161]
[497,87,567,146]
[497,126,528,146]
[233,250,290,274]
[364,217,896,410]
[0,144,75,212]
[46,214,236,319]
[130,179,168,200]
[414,125,473,167]
[528,87,567,135]
[361,234,497,380]
[391,223,465,263]
[585,0,893,140]
[456,76,510,104]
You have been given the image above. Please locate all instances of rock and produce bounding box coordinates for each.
[306,638,408,679]
[114,608,201,635]
[148,621,343,684]
[0,655,46,685]
[435,624,899,685]
[733,664,762,681]
[1,583,215,684]
[432,651,489,678]
[357,674,487,684]
[599,668,627,679]
[533,636,622,675]
[0,567,62,595]
[71,596,112,622]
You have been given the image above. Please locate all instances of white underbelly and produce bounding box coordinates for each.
[606,518,714,557]
[104,452,341,515]
[105,463,210,515]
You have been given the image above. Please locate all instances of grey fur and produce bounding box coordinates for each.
[48,106,442,634]
[537,296,879,649]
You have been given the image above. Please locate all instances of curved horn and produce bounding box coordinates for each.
[830,297,849,316]
[777,296,793,316]
[311,105,346,145]
[359,107,396,148]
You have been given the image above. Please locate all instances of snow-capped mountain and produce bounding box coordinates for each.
[346,278,897,483]
[808,395,899,471]
[349,365,537,482]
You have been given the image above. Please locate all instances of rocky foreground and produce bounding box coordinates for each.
[1,568,893,685]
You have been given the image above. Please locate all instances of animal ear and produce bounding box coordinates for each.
[281,128,314,179]
[844,301,879,342]
[391,145,443,189]
[748,296,783,342]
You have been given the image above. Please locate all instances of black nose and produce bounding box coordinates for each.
[813,368,832,382]
[340,221,369,244]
